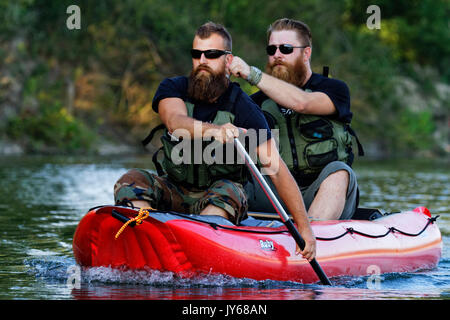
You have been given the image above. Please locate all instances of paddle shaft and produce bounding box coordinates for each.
[234,138,332,285]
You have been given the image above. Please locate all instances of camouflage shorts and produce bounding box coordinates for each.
[114,168,248,224]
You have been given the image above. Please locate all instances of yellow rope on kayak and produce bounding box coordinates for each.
[115,207,151,240]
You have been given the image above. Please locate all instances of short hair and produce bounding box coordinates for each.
[267,18,312,47]
[195,21,232,51]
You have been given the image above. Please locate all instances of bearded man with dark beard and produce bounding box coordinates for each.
[229,18,363,221]
[113,21,317,260]
[187,63,229,103]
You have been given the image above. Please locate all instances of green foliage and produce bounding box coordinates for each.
[5,67,96,154]
[7,103,97,154]
[344,0,450,81]
[397,109,436,152]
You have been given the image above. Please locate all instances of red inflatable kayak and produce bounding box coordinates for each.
[72,205,442,284]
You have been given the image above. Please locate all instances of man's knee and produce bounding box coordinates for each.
[202,179,248,224]
[322,169,350,190]
[114,168,155,204]
[317,164,358,220]
[319,161,358,193]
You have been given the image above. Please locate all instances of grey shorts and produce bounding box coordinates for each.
[244,161,358,220]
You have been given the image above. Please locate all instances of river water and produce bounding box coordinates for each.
[0,155,448,300]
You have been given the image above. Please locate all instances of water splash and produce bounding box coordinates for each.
[23,254,449,300]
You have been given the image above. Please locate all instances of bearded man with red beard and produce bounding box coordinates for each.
[114,22,317,261]
[229,18,363,221]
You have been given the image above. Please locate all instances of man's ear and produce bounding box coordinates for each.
[225,54,234,74]
[304,47,312,62]
[227,53,234,63]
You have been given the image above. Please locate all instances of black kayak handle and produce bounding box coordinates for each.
[111,209,136,227]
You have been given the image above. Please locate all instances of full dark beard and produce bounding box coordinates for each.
[266,58,308,87]
[188,65,229,103]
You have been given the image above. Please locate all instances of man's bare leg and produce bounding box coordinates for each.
[129,201,230,220]
[307,170,349,220]
[200,204,230,220]
[129,200,152,209]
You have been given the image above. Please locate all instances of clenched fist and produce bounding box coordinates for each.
[228,56,251,80]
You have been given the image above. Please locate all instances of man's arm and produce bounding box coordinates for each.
[256,137,316,261]
[158,97,239,143]
[229,56,336,115]
[257,72,335,115]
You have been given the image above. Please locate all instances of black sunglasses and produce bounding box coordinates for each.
[266,44,308,56]
[191,49,231,59]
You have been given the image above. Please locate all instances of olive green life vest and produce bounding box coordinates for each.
[147,86,247,189]
[261,95,355,176]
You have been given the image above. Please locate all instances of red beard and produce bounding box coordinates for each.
[188,65,229,103]
[266,58,308,87]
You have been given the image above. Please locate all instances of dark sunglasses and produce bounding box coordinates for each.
[191,49,231,59]
[266,44,308,56]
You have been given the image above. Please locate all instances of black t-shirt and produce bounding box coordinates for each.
[251,72,352,123]
[152,76,272,144]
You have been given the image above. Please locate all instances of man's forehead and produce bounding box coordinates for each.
[268,30,301,45]
[193,33,226,49]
